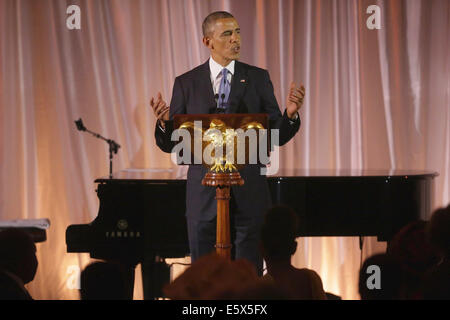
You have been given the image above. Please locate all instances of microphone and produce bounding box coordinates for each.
[219,93,228,112]
[210,94,220,114]
[75,118,86,131]
[212,93,228,113]
[214,93,226,102]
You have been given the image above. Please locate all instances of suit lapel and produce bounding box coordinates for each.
[228,61,248,114]
[197,60,215,114]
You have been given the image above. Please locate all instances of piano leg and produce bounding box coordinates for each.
[141,256,171,300]
[122,263,136,300]
[96,260,137,300]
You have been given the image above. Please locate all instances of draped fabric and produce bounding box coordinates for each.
[0,0,449,300]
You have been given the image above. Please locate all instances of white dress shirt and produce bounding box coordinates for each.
[209,57,235,95]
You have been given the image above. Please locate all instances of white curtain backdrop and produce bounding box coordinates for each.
[1,0,449,299]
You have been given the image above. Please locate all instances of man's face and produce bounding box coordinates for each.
[204,18,241,66]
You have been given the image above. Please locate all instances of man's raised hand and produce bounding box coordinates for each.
[150,92,169,129]
[286,82,305,119]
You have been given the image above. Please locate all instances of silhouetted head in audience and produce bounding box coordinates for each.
[163,253,260,300]
[386,220,440,299]
[421,205,450,300]
[260,205,298,263]
[259,205,328,300]
[0,229,38,284]
[387,220,439,276]
[426,204,450,260]
[358,253,403,300]
[80,261,129,300]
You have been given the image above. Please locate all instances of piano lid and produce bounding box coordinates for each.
[0,218,50,230]
[0,219,50,243]
[267,169,439,178]
[95,168,438,183]
[95,168,186,183]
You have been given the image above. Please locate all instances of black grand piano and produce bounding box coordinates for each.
[66,168,437,299]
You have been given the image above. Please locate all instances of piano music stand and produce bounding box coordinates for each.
[174,114,268,259]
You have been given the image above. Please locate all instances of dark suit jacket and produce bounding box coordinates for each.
[155,60,300,221]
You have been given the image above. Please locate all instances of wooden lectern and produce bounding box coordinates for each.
[173,114,269,259]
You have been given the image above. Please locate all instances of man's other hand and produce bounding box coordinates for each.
[286,82,305,119]
[150,92,169,129]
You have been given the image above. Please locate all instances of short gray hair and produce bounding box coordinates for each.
[202,11,235,37]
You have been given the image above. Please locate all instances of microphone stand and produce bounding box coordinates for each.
[74,118,120,179]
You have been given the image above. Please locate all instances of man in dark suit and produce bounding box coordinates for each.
[150,11,305,275]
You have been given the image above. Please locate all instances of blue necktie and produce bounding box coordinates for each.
[217,68,231,112]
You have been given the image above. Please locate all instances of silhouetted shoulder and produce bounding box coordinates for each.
[298,268,322,282]
[296,268,327,300]
[0,270,32,300]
